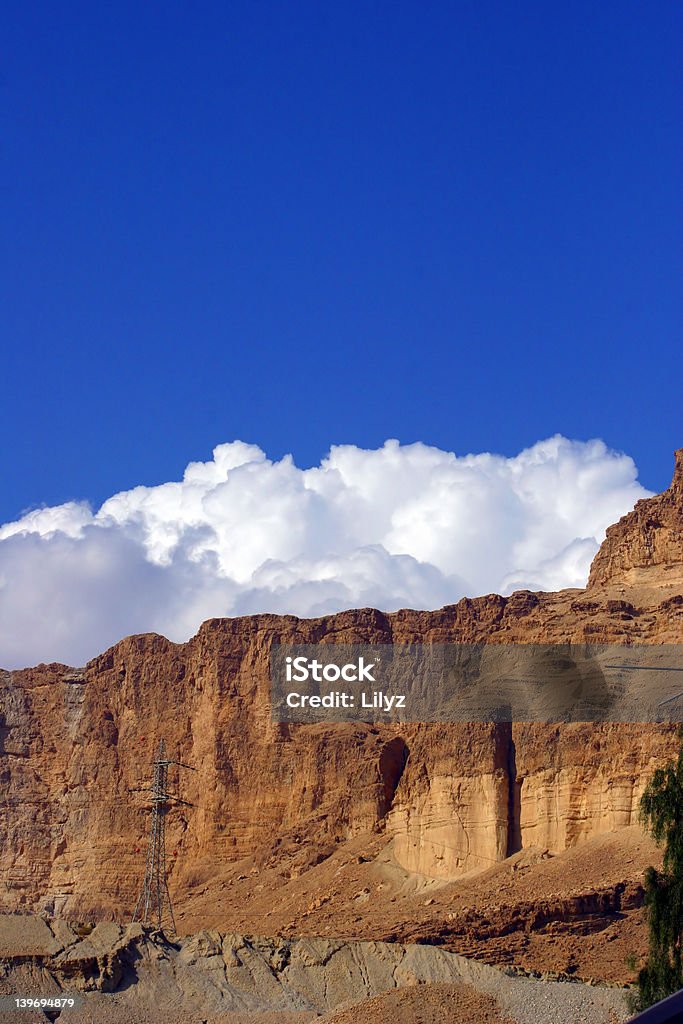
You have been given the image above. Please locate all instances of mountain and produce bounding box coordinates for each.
[1,449,683,987]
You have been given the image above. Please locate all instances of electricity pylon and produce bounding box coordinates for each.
[132,738,193,932]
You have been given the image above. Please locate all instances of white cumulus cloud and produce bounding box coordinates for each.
[0,436,649,668]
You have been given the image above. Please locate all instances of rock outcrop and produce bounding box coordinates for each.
[0,451,682,923]
[0,915,629,1024]
[588,448,683,589]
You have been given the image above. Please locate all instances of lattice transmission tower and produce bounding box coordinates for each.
[132,738,193,932]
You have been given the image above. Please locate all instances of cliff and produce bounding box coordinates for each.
[588,447,683,590]
[1,451,682,941]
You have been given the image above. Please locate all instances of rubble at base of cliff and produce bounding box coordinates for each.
[0,914,631,1024]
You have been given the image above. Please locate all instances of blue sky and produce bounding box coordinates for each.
[2,0,682,527]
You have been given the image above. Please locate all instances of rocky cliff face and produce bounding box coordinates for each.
[588,448,683,590]
[1,453,682,924]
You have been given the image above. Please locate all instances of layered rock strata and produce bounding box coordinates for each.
[1,452,682,914]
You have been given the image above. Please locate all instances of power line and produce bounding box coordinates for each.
[605,663,683,706]
[132,738,194,933]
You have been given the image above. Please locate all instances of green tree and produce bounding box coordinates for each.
[635,729,683,1010]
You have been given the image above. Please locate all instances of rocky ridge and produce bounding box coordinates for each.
[1,449,683,988]
[588,447,683,590]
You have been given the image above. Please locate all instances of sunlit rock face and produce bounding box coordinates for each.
[1,452,683,913]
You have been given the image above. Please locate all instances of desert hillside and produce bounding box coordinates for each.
[1,450,683,995]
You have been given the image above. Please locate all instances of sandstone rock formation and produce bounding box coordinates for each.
[0,449,682,971]
[588,447,683,590]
